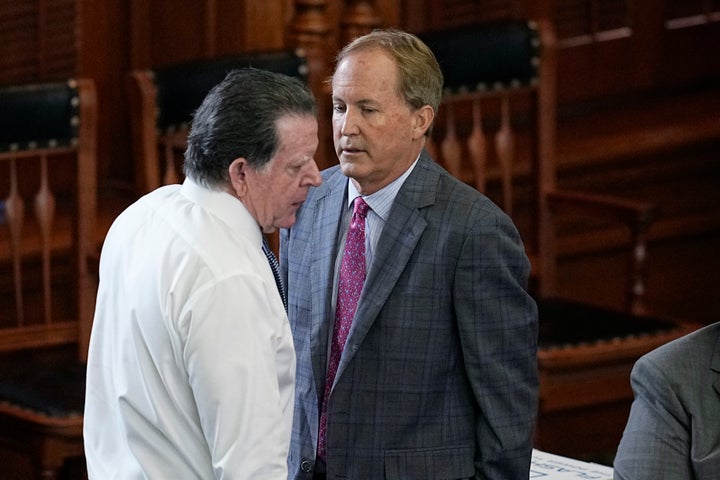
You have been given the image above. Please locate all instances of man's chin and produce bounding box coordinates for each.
[272,215,297,231]
[339,158,363,175]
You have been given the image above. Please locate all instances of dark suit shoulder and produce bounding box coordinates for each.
[413,155,503,212]
[432,164,515,227]
[642,322,720,366]
[634,322,720,402]
[321,164,343,182]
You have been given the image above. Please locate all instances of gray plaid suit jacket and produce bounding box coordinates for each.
[281,150,538,479]
[614,321,720,479]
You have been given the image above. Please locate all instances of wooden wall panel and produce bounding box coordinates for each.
[0,0,717,325]
[0,0,77,85]
[660,0,720,85]
[549,0,720,102]
[402,0,524,30]
[147,1,209,65]
[549,0,648,102]
[78,0,132,186]
[406,0,720,102]
[43,0,77,78]
[129,0,294,69]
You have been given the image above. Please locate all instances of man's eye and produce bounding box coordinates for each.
[333,105,346,113]
[288,164,303,175]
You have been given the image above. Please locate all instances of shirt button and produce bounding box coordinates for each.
[300,460,312,473]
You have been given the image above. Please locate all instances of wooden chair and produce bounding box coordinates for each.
[0,79,97,478]
[127,49,309,196]
[127,49,309,255]
[420,20,698,459]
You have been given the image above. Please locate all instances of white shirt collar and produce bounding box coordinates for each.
[345,154,420,220]
[180,177,263,249]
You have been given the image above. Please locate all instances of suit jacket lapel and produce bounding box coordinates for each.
[711,328,720,399]
[336,151,439,379]
[310,168,347,396]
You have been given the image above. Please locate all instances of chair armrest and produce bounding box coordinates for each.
[127,70,161,194]
[546,189,657,233]
[546,188,658,315]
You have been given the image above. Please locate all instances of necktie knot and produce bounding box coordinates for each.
[353,196,369,218]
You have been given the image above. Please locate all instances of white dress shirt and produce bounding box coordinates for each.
[84,178,295,479]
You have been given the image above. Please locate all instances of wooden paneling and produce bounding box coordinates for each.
[402,0,524,30]
[659,0,720,85]
[548,0,720,102]
[404,0,720,104]
[550,0,648,102]
[0,1,717,468]
[129,0,294,69]
[0,0,77,85]
[76,0,132,187]
[0,0,718,323]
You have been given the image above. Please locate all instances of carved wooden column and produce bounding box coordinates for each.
[288,0,333,92]
[288,0,335,168]
[340,0,382,45]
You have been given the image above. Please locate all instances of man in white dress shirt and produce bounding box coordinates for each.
[83,68,321,479]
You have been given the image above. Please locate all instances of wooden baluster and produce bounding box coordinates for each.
[467,99,487,192]
[287,0,332,89]
[288,0,333,168]
[341,0,382,44]
[5,158,26,324]
[494,94,515,215]
[628,215,654,316]
[441,102,462,179]
[34,154,56,324]
[39,466,60,480]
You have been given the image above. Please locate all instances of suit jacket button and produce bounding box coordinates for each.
[300,460,312,473]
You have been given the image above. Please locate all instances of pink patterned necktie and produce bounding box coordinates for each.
[317,196,369,460]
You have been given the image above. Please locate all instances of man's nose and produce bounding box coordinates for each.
[338,108,360,136]
[304,160,322,186]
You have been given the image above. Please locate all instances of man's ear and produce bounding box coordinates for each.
[412,105,435,140]
[228,157,248,197]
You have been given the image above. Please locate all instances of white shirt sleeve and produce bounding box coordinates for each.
[180,272,294,479]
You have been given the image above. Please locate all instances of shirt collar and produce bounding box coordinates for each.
[180,177,263,249]
[345,155,420,220]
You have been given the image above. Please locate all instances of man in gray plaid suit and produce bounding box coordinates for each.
[614,321,720,479]
[281,29,538,480]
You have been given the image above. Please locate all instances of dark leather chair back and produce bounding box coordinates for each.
[154,49,309,135]
[0,78,97,479]
[0,81,83,152]
[421,20,539,93]
[128,49,309,194]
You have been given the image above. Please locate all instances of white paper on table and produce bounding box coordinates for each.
[530,449,614,479]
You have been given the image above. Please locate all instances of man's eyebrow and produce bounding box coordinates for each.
[332,96,377,106]
[289,154,313,167]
